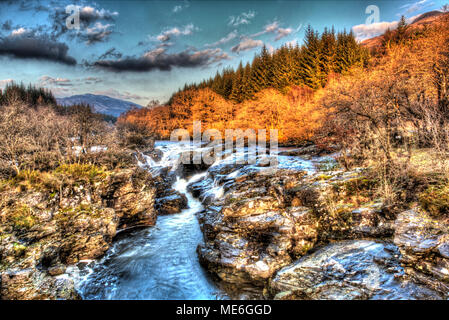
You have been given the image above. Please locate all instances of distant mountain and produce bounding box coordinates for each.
[56,94,143,117]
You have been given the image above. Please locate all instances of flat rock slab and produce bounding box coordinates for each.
[269,240,443,300]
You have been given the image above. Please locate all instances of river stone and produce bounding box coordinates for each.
[269,240,443,300]
[155,191,188,215]
[394,209,449,296]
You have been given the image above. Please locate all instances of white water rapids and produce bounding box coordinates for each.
[68,141,316,300]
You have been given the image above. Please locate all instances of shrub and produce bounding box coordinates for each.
[11,205,36,230]
[419,183,449,217]
[55,163,106,183]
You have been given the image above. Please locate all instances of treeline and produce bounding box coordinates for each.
[120,25,369,142]
[172,26,369,103]
[120,85,325,142]
[0,82,117,122]
[0,82,56,106]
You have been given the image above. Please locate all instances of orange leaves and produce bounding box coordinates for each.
[119,86,328,144]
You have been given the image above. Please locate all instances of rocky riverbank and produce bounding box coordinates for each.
[1,142,448,300]
[0,164,157,299]
[187,150,449,299]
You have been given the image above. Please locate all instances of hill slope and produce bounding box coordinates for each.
[57,94,143,117]
[361,11,449,50]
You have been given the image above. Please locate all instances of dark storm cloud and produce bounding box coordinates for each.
[93,48,229,72]
[0,34,76,65]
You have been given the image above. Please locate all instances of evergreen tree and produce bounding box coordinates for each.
[170,23,369,102]
[396,15,408,43]
[299,25,324,89]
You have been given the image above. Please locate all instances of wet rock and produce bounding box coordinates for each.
[155,191,188,215]
[179,149,215,178]
[394,209,449,297]
[198,205,319,285]
[47,265,66,276]
[348,205,395,238]
[269,240,443,300]
[188,177,213,198]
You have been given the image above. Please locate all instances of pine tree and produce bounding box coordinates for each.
[241,62,254,100]
[319,27,336,86]
[299,25,323,89]
[229,62,244,102]
[396,15,408,43]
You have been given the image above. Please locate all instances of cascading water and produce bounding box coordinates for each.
[75,142,227,300]
[72,141,316,300]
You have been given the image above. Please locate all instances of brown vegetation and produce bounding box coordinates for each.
[0,84,154,180]
[120,13,449,211]
[321,14,449,205]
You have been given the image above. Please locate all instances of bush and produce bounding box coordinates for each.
[55,163,106,183]
[116,122,155,151]
[419,183,449,217]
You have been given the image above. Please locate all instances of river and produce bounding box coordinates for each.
[72,141,316,300]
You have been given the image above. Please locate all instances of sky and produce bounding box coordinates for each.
[0,0,446,105]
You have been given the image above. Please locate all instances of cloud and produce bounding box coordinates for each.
[49,4,118,42]
[98,47,123,60]
[275,27,294,41]
[173,1,190,13]
[231,37,263,53]
[82,22,113,45]
[352,21,399,41]
[0,78,13,87]
[352,16,418,41]
[78,6,119,24]
[252,21,302,41]
[38,75,73,86]
[11,27,28,36]
[0,33,76,65]
[37,75,74,97]
[93,88,149,101]
[84,76,102,84]
[92,47,230,72]
[205,30,238,47]
[228,11,256,27]
[400,0,433,14]
[155,24,197,42]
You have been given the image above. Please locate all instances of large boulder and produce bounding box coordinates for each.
[394,209,449,297]
[195,169,320,287]
[102,168,157,229]
[155,191,188,215]
[269,240,443,300]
